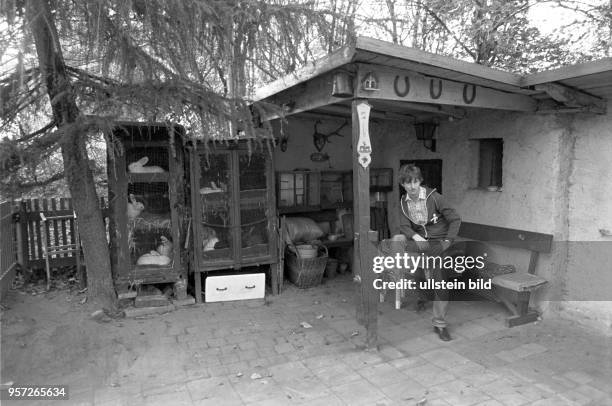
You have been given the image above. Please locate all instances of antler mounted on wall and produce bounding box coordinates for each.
[312,120,348,152]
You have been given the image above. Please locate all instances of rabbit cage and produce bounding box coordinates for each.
[189,140,279,302]
[107,122,189,295]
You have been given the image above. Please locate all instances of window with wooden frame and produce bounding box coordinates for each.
[477,138,503,188]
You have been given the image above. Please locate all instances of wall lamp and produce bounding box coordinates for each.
[414,122,438,152]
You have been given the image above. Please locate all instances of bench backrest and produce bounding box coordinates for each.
[458,222,552,253]
[457,222,553,275]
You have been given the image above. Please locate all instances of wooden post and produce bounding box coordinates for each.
[16,202,27,268]
[352,99,378,349]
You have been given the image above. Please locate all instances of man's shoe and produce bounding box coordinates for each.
[414,300,426,313]
[434,327,452,341]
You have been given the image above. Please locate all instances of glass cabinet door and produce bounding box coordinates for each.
[199,152,232,260]
[238,151,269,258]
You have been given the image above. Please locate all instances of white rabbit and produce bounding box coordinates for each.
[127,194,144,220]
[199,181,224,195]
[156,235,173,257]
[136,250,172,266]
[203,237,219,251]
[128,156,165,173]
[201,227,219,251]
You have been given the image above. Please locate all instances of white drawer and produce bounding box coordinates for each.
[205,273,265,302]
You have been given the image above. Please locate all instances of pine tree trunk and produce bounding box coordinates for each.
[26,0,117,310]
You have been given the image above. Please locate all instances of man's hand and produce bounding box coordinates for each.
[412,234,429,251]
[441,239,451,252]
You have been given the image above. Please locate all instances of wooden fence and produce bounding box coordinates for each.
[17,197,108,270]
[0,201,18,300]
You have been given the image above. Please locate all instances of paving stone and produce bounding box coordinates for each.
[379,376,427,403]
[421,348,473,370]
[231,377,286,404]
[428,379,493,406]
[357,361,405,387]
[473,401,505,406]
[406,363,456,387]
[489,392,531,406]
[294,393,345,406]
[511,343,548,359]
[143,389,192,406]
[186,376,232,401]
[564,371,595,385]
[277,375,331,402]
[274,342,294,354]
[330,378,389,406]
[310,362,363,386]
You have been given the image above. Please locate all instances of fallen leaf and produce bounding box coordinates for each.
[300,321,313,329]
[250,373,262,380]
[316,314,324,319]
[350,331,359,337]
[236,372,243,377]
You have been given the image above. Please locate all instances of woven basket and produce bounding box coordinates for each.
[285,243,328,288]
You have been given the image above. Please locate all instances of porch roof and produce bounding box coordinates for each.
[254,37,610,121]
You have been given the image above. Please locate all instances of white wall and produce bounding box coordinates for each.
[562,103,612,334]
[272,117,353,171]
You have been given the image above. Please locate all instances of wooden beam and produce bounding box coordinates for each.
[534,83,606,114]
[352,99,378,349]
[355,64,537,112]
[385,101,466,119]
[319,103,416,122]
[253,46,355,101]
[522,57,612,86]
[355,37,524,87]
[260,72,352,121]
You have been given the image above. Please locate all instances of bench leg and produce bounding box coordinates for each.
[496,288,540,327]
[395,287,402,309]
[380,291,385,303]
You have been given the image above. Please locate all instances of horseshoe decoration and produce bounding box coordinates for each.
[429,79,442,99]
[463,84,477,104]
[393,75,410,97]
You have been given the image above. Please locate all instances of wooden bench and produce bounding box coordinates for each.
[454,222,553,327]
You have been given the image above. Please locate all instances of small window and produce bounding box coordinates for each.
[478,139,503,188]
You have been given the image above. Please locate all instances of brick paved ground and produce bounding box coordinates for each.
[2,274,612,405]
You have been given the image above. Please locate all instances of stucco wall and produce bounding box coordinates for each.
[561,103,612,333]
[272,117,354,171]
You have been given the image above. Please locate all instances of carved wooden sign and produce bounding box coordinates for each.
[356,101,372,168]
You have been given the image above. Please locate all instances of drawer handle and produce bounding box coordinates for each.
[245,285,256,289]
[216,287,228,291]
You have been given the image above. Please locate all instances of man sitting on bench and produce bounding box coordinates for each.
[398,164,461,341]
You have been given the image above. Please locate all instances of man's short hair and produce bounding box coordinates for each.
[398,164,423,184]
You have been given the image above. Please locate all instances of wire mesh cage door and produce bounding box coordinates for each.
[238,151,270,259]
[127,182,174,268]
[198,151,233,261]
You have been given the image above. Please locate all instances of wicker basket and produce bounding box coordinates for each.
[285,242,328,288]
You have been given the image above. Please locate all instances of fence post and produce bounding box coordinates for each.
[17,202,28,268]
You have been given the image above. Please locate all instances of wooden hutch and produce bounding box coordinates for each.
[188,140,278,302]
[107,122,189,295]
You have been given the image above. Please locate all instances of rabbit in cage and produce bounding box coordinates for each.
[128,156,165,173]
[136,250,172,266]
[127,194,145,220]
[202,226,219,251]
[156,235,173,257]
